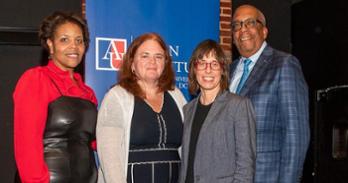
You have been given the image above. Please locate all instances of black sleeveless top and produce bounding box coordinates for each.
[43,81,97,183]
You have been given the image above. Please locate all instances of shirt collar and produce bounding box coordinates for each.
[47,60,81,80]
[241,41,267,63]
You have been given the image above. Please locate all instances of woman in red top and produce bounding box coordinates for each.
[13,11,97,183]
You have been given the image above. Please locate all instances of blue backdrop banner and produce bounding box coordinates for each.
[85,0,219,103]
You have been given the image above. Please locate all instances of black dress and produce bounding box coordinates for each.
[127,92,183,183]
[42,86,97,182]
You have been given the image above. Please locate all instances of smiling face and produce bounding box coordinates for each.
[195,51,222,95]
[232,5,268,58]
[47,21,86,72]
[131,39,166,85]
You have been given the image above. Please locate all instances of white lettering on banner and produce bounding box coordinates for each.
[168,45,189,90]
[169,45,179,57]
[178,82,188,89]
[96,39,188,75]
[173,61,189,73]
[175,76,189,89]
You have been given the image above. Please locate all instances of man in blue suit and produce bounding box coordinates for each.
[229,4,309,183]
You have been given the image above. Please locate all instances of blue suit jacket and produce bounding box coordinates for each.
[230,45,310,183]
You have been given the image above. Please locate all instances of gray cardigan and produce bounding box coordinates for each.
[178,91,256,183]
[97,85,186,183]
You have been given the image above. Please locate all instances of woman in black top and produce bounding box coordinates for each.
[178,40,256,183]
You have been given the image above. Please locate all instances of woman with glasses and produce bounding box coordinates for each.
[178,39,256,183]
[96,32,186,183]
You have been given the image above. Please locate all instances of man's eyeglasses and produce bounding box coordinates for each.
[231,18,263,32]
[194,60,221,71]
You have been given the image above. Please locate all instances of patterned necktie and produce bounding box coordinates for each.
[236,59,252,94]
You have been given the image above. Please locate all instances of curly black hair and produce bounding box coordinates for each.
[38,11,90,51]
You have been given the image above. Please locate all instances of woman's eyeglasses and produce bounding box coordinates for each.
[194,60,221,70]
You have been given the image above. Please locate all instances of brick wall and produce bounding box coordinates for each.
[220,0,232,61]
[82,0,86,16]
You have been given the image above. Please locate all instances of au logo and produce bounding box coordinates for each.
[96,37,127,71]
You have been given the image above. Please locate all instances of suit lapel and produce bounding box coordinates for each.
[229,58,240,79]
[183,92,228,153]
[181,97,198,176]
[196,92,228,137]
[239,46,273,96]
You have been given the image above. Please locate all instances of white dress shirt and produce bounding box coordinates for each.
[229,42,267,93]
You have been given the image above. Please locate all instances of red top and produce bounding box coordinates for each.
[13,60,97,183]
